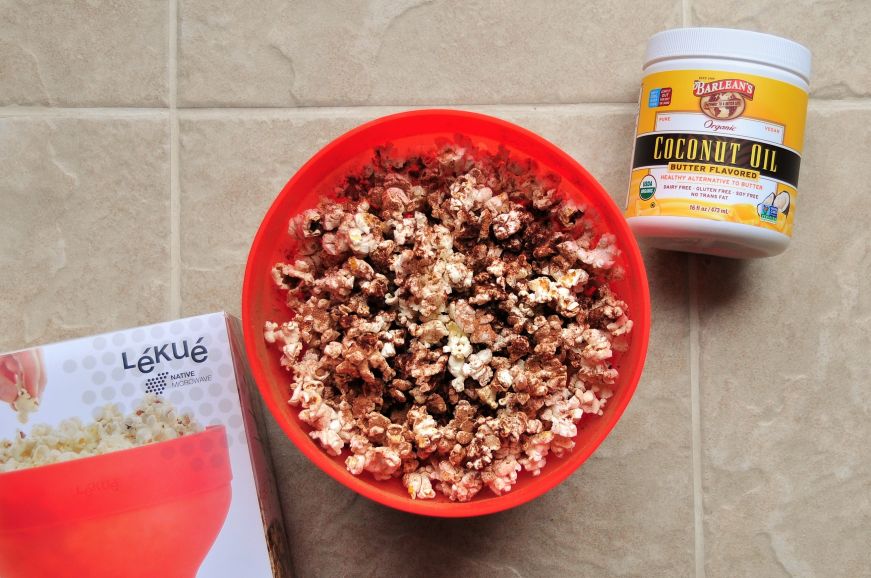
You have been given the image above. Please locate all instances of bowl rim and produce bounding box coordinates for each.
[242,108,650,517]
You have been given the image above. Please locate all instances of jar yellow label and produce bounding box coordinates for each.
[625,69,808,236]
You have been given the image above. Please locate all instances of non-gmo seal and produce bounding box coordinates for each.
[639,175,657,200]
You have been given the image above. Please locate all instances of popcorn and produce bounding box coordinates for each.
[417,320,449,344]
[265,144,632,501]
[558,233,619,270]
[0,395,202,473]
[462,348,493,387]
[264,321,303,368]
[483,456,522,495]
[582,328,613,361]
[491,210,524,240]
[409,408,441,453]
[12,389,38,425]
[403,470,436,500]
[347,211,380,255]
[345,446,402,481]
[444,325,474,392]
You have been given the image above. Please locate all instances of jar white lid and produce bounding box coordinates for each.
[645,27,812,83]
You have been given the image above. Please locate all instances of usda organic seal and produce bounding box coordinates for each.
[639,175,656,201]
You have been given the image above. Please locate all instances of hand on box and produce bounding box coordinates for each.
[0,350,46,414]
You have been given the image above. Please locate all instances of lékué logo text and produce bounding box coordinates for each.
[121,337,208,374]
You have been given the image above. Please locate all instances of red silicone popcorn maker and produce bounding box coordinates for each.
[0,425,232,578]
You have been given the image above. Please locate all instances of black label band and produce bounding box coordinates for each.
[632,132,801,188]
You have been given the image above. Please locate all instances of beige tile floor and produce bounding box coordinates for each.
[1,1,869,577]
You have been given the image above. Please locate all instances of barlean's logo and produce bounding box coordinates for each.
[694,78,755,120]
[121,337,213,393]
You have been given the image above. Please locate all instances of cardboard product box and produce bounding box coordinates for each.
[0,312,291,578]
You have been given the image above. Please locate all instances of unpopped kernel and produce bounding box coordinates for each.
[266,144,633,501]
[0,395,202,473]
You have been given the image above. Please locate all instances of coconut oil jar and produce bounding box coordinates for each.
[625,28,812,258]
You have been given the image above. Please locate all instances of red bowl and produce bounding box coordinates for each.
[0,426,232,578]
[242,109,650,517]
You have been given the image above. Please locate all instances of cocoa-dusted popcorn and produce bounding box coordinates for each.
[266,144,632,502]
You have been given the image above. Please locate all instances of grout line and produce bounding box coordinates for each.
[173,102,640,119]
[3,98,871,119]
[689,254,705,578]
[169,0,181,319]
[807,99,871,111]
[173,102,641,112]
[684,0,702,574]
[0,107,169,118]
[0,102,640,117]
